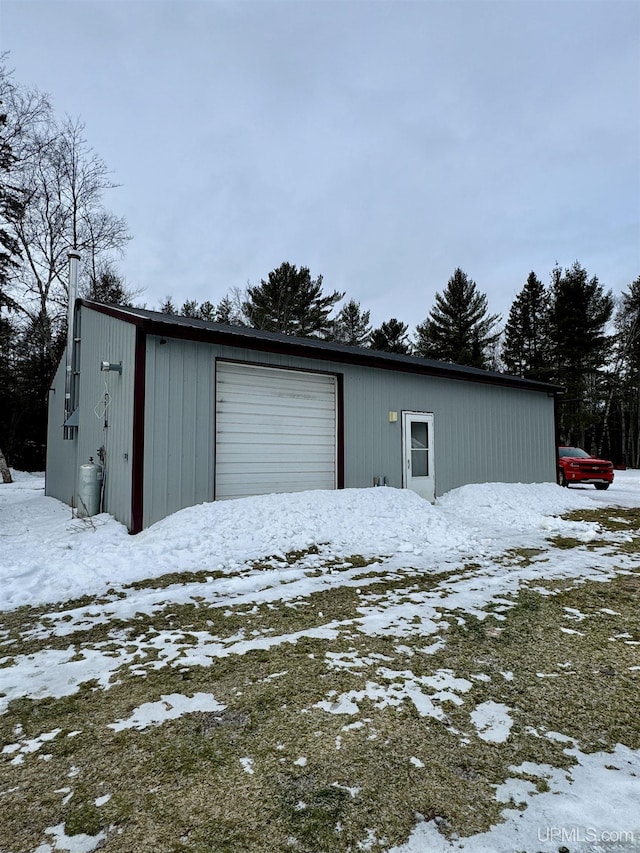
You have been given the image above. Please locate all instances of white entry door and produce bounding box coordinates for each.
[402,411,435,501]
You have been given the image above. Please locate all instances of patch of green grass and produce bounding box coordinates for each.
[63,790,105,837]
[124,569,227,591]
[564,506,640,531]
[551,507,640,555]
[547,535,588,550]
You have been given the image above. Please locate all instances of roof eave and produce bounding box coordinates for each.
[78,300,564,394]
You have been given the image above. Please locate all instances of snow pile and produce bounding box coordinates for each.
[137,485,462,560]
[438,481,596,534]
[0,472,634,611]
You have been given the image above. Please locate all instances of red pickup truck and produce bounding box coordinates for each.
[557,446,614,490]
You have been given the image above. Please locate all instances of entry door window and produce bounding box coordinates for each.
[411,421,429,477]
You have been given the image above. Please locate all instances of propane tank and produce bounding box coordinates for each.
[77,457,103,517]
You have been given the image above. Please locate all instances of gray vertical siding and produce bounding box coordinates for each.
[45,358,78,504]
[45,307,137,525]
[340,366,556,493]
[75,309,137,527]
[141,338,556,528]
[49,310,557,531]
[143,336,216,528]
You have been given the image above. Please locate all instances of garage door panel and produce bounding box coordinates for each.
[219,365,330,387]
[217,409,336,425]
[217,441,335,456]
[216,424,336,440]
[220,380,334,397]
[215,362,337,500]
[219,449,336,466]
[217,460,335,475]
[219,365,331,390]
[216,471,336,489]
[218,397,334,417]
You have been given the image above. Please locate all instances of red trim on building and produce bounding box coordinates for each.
[78,300,563,396]
[336,373,345,489]
[130,327,146,534]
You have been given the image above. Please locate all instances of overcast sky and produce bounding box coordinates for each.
[2,0,639,329]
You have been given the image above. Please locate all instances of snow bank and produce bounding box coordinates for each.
[138,486,459,560]
[437,481,596,525]
[0,474,630,611]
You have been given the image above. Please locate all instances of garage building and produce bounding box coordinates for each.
[46,301,561,533]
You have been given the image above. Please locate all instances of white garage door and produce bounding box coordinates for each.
[215,361,337,500]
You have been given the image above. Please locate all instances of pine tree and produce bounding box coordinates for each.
[548,262,614,447]
[180,299,199,318]
[243,262,343,337]
[414,268,501,368]
[502,271,551,379]
[214,295,238,325]
[369,318,411,354]
[159,296,177,315]
[11,311,65,469]
[198,300,216,321]
[83,266,134,306]
[332,298,372,346]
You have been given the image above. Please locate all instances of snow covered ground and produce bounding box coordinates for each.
[1,470,639,852]
[2,471,635,612]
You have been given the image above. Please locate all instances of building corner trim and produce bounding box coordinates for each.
[130,327,146,533]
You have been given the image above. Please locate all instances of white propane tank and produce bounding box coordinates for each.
[77,457,103,517]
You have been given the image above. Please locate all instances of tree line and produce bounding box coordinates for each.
[1,62,638,475]
[157,261,640,467]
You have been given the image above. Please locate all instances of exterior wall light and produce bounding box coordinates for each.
[101,361,122,374]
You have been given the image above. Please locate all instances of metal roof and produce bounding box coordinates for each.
[78,300,563,394]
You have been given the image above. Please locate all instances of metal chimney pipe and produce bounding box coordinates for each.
[63,250,81,440]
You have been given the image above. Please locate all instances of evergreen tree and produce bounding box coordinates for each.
[369,318,411,354]
[198,300,216,321]
[214,295,242,325]
[243,262,343,337]
[548,262,614,447]
[414,268,501,368]
[159,296,177,314]
[502,271,551,379]
[332,298,372,346]
[180,299,199,318]
[11,312,65,469]
[82,265,134,306]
